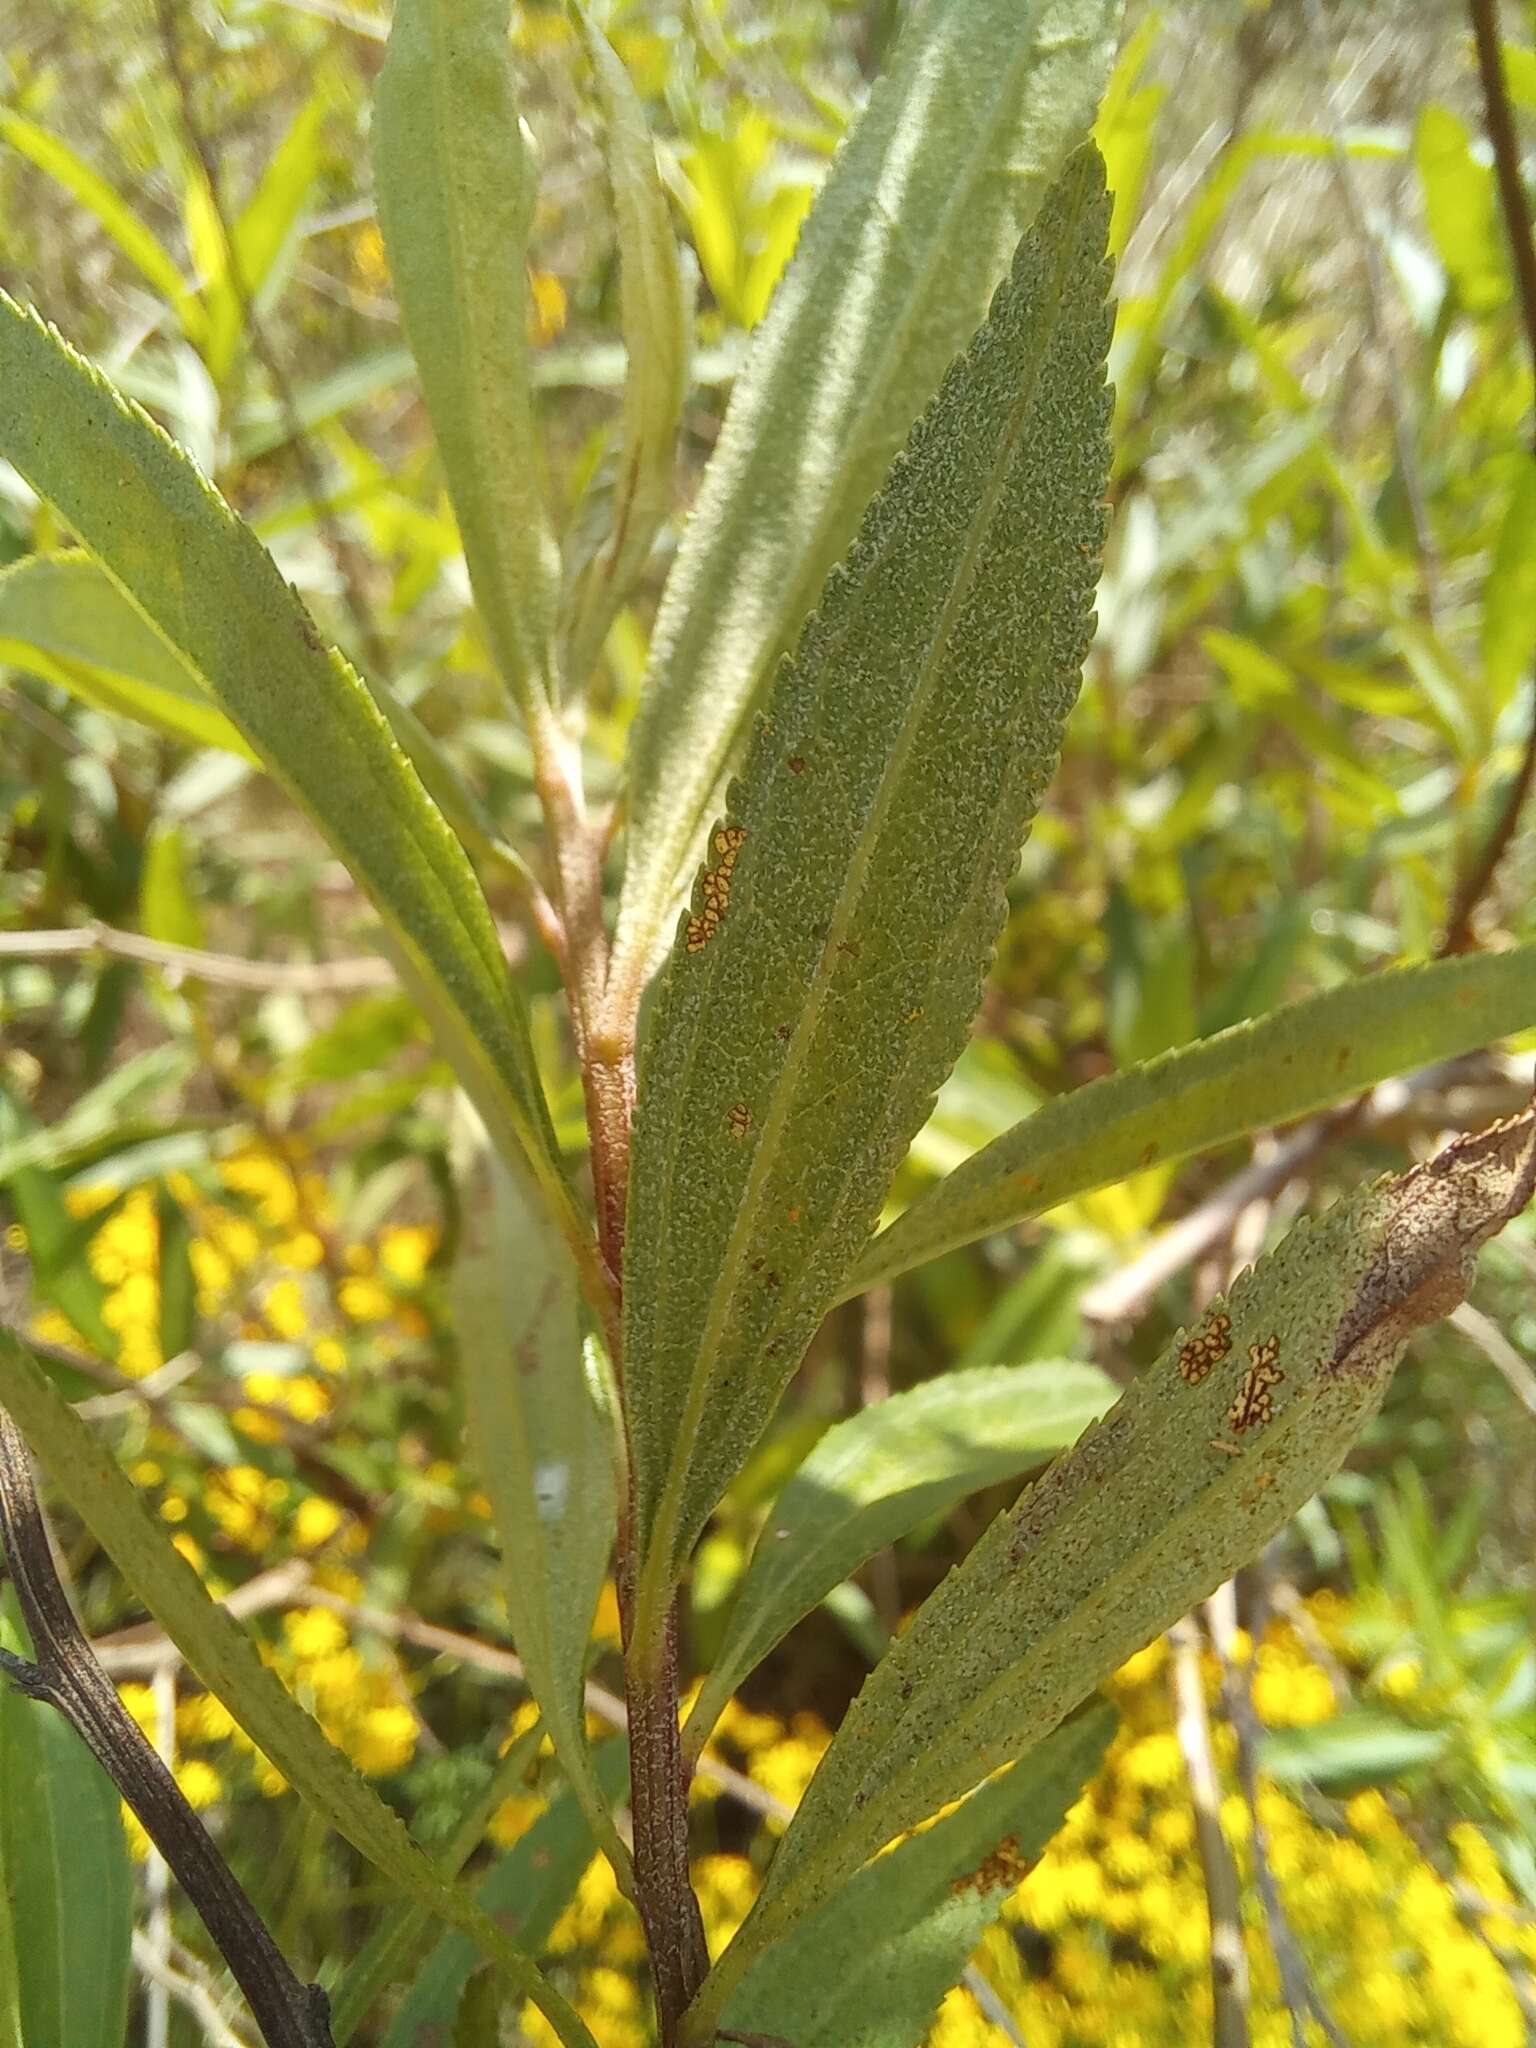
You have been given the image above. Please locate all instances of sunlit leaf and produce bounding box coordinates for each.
[624,152,1113,1644]
[685,1361,1117,1756]
[1483,464,1536,715]
[610,0,1123,1006]
[374,0,561,714]
[1415,105,1507,316]
[695,1111,1536,2011]
[852,945,1536,1296]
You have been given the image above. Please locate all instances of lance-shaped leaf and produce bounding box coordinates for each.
[559,13,690,691]
[608,0,1123,1006]
[689,1109,1536,2019]
[0,294,585,1260]
[623,151,1113,1645]
[451,1110,627,1883]
[0,1623,132,2048]
[0,554,256,757]
[719,1704,1114,2048]
[850,944,1536,1296]
[374,0,560,714]
[0,1268,597,2043]
[685,1361,1116,1758]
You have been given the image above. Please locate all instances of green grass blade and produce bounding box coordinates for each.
[373,0,560,714]
[0,293,584,1258]
[0,111,200,339]
[851,946,1536,1295]
[0,1329,599,2048]
[692,1110,1536,2020]
[0,554,258,757]
[685,1361,1115,1758]
[451,1112,628,1883]
[623,151,1113,1644]
[717,1705,1114,2048]
[609,0,1122,1009]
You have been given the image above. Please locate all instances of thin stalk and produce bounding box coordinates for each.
[0,1411,334,2048]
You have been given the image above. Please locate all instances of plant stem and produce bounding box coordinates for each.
[0,1410,334,2048]
[622,1601,711,2047]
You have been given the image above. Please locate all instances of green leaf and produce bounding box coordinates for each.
[1261,1713,1451,1789]
[720,1704,1114,2048]
[609,0,1123,1005]
[204,93,328,383]
[0,1046,191,1187]
[692,1110,1536,2018]
[0,554,257,757]
[852,945,1536,1296]
[560,12,690,691]
[156,1184,197,1360]
[685,1361,1117,1757]
[0,1326,600,2048]
[379,1746,631,2048]
[450,1110,627,1880]
[1415,105,1508,316]
[1483,464,1536,716]
[0,294,587,1264]
[0,1627,133,2048]
[373,0,561,713]
[623,149,1113,1644]
[139,825,205,951]
[0,111,198,338]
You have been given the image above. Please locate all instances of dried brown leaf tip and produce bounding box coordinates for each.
[1227,1336,1284,1434]
[686,826,746,954]
[1176,1310,1232,1385]
[953,1833,1033,1896]
[1331,1103,1536,1377]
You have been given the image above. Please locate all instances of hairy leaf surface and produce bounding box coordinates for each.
[685,1361,1116,1756]
[852,945,1536,1294]
[609,0,1122,1005]
[718,1706,1114,2048]
[624,152,1113,1639]
[451,1112,625,1878]
[0,294,581,1251]
[374,0,560,712]
[699,1110,1536,1999]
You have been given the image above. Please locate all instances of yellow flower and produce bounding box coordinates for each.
[379,1224,436,1286]
[353,1703,418,1776]
[283,1608,349,1661]
[293,1496,346,1550]
[175,1760,223,1810]
[263,1277,309,1339]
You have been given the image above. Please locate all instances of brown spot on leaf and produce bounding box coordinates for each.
[1177,1311,1231,1385]
[954,1834,1033,1896]
[686,826,746,953]
[1228,1337,1284,1433]
[1330,1105,1536,1378]
[788,755,807,774]
[1208,1438,1243,1458]
[727,1103,751,1140]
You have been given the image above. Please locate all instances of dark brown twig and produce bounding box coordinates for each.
[0,1409,333,2048]
[1445,0,1536,953]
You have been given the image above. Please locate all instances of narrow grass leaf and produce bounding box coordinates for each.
[0,294,582,1252]
[609,0,1122,1005]
[719,1706,1114,2048]
[624,151,1113,1640]
[699,1110,1536,2003]
[851,946,1536,1296]
[374,0,560,713]
[685,1361,1116,1756]
[451,1111,626,1880]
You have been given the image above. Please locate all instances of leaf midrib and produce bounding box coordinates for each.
[636,173,1091,1623]
[615,0,1101,992]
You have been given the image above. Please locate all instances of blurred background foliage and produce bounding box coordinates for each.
[4,0,1536,2042]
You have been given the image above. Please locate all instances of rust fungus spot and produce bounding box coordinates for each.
[764,1270,781,1290]
[1208,1438,1243,1458]
[788,755,807,775]
[685,826,746,953]
[774,1022,792,1042]
[727,1103,751,1140]
[1228,1337,1284,1434]
[904,1006,923,1024]
[786,1206,801,1223]
[953,1836,1032,1897]
[836,938,860,959]
[1176,1311,1231,1386]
